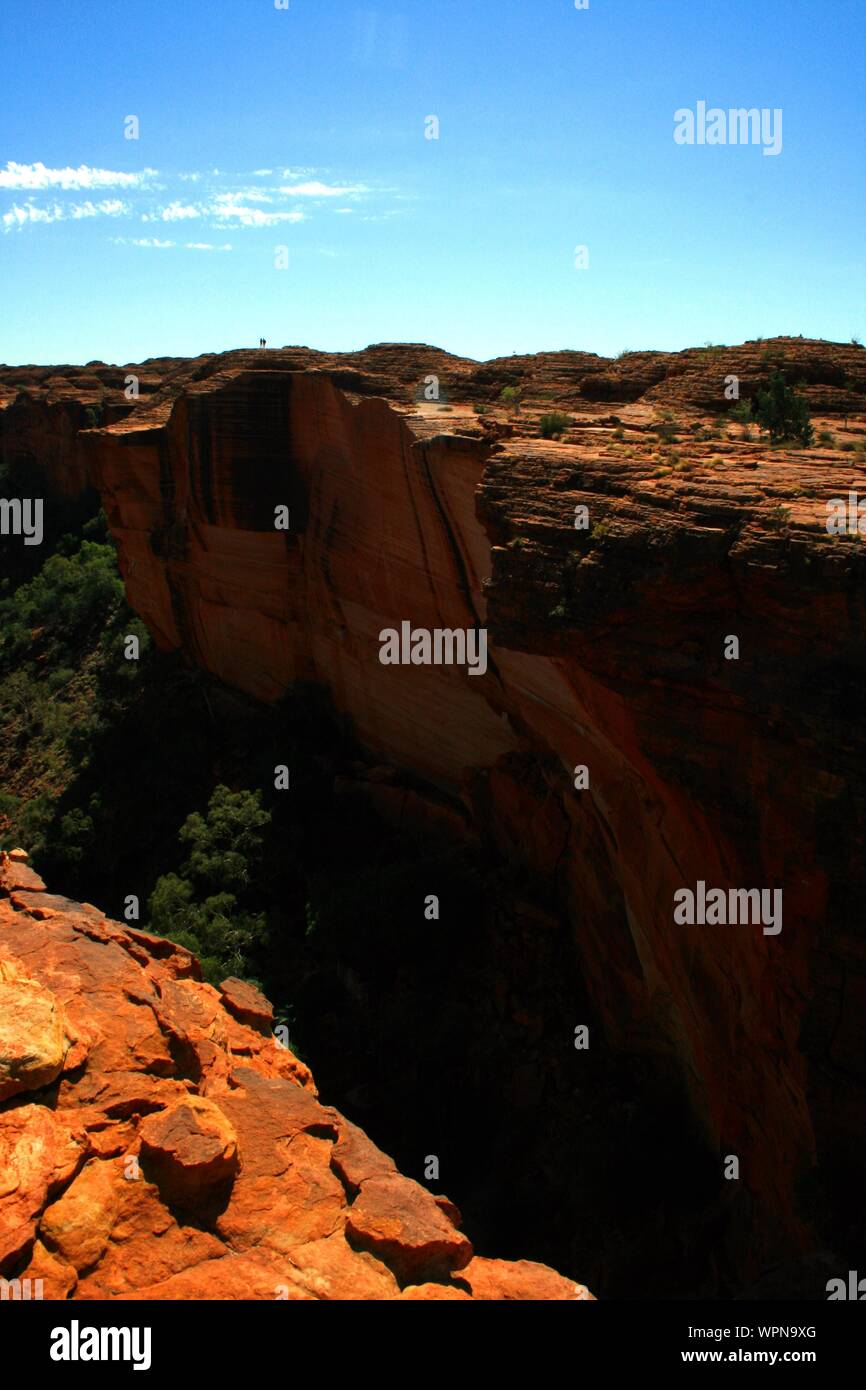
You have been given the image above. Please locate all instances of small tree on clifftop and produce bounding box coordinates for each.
[752,371,814,446]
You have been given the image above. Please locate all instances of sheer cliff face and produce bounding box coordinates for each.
[37,340,866,1272]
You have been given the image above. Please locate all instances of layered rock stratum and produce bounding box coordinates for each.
[2,335,865,1291]
[0,851,590,1300]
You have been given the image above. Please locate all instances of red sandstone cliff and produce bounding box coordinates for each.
[4,337,866,1283]
[0,850,590,1300]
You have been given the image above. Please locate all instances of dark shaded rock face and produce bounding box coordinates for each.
[3,336,865,1298]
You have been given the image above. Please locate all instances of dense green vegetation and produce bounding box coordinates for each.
[0,512,152,871]
[148,786,271,983]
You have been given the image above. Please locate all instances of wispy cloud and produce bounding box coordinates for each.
[3,198,130,230]
[113,236,233,252]
[212,189,273,206]
[70,198,129,219]
[279,180,368,198]
[155,201,202,221]
[2,162,391,235]
[2,202,63,229]
[212,194,305,226]
[0,161,155,190]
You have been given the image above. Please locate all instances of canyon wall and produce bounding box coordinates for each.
[80,342,866,1273]
[5,338,866,1283]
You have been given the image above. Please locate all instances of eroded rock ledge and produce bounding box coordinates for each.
[0,851,591,1300]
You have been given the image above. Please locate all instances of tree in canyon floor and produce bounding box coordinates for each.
[147,784,271,984]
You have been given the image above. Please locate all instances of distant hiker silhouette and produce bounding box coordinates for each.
[258,337,264,347]
[262,338,267,348]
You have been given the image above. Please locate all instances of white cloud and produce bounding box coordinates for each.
[3,198,129,231]
[279,180,367,198]
[112,236,232,251]
[0,161,154,190]
[158,201,202,221]
[213,190,273,207]
[70,199,129,219]
[2,165,378,236]
[3,201,63,229]
[211,195,304,227]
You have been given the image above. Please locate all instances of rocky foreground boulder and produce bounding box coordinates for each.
[0,851,593,1300]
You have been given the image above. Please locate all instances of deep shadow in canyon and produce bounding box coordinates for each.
[3,632,846,1300]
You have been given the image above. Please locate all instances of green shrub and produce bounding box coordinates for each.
[753,372,814,446]
[539,411,571,440]
[767,503,792,530]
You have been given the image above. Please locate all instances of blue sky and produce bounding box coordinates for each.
[0,0,863,364]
